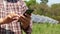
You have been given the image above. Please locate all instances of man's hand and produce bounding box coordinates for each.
[19,14,32,34]
[0,13,19,24]
[19,13,31,29]
[7,13,19,20]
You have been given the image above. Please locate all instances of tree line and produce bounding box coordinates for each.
[25,0,60,22]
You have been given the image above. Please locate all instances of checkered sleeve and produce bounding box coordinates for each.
[18,0,28,14]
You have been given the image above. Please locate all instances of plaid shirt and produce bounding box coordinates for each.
[0,0,28,34]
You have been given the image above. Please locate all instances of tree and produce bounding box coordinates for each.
[25,0,36,8]
[25,0,49,15]
[41,0,48,4]
[39,0,49,16]
[51,4,60,16]
[25,0,41,15]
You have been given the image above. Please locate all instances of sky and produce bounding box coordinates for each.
[26,0,60,6]
[37,0,60,6]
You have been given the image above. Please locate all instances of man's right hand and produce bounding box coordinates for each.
[0,13,19,24]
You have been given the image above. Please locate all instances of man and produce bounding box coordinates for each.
[0,0,28,34]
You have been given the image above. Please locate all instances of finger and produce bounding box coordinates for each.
[24,13,31,18]
[20,16,31,22]
[7,15,12,18]
[9,13,20,18]
[12,17,19,20]
[21,15,31,20]
[20,17,26,23]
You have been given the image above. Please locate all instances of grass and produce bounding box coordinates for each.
[23,23,60,34]
[32,23,60,34]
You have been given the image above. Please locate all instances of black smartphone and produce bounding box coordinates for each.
[24,9,34,15]
[23,9,34,17]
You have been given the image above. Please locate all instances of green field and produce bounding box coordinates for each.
[32,23,60,34]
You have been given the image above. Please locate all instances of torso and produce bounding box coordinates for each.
[0,0,28,34]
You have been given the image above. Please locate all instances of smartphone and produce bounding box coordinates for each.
[23,9,34,17]
[24,9,34,15]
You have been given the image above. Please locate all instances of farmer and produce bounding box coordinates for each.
[0,0,32,34]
